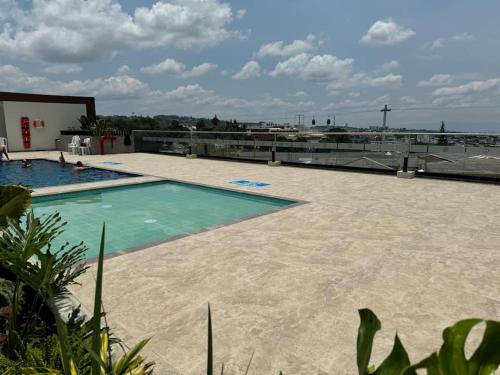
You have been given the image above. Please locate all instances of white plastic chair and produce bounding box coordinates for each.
[79,138,91,155]
[68,136,80,155]
[0,137,7,152]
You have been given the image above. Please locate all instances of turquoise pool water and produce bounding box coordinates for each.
[31,181,295,259]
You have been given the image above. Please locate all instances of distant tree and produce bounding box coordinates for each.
[438,121,448,145]
[78,115,94,130]
[196,119,213,131]
[211,114,220,127]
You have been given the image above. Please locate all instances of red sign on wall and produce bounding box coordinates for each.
[20,117,31,149]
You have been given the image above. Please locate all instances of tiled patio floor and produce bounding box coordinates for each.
[13,151,500,375]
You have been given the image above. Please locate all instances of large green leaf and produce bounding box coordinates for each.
[357,309,381,375]
[0,185,31,228]
[207,303,213,375]
[402,352,441,375]
[439,319,482,374]
[468,320,500,374]
[90,224,105,375]
[373,335,414,375]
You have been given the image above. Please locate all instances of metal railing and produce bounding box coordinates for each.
[133,130,500,181]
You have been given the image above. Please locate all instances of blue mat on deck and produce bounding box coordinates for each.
[98,161,122,165]
[231,179,271,188]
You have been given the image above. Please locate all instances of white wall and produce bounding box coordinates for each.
[0,102,6,139]
[3,101,87,151]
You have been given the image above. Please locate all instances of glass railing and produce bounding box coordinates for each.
[133,130,500,181]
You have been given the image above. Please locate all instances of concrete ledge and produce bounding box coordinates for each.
[268,161,282,167]
[186,154,198,159]
[397,170,415,179]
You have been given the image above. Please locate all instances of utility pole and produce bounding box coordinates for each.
[295,114,304,127]
[380,104,391,130]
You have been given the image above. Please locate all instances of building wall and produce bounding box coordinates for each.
[0,102,6,139]
[3,101,86,151]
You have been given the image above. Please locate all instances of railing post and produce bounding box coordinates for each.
[403,156,409,172]
[268,133,281,166]
[396,135,415,179]
[272,134,276,162]
[186,129,197,159]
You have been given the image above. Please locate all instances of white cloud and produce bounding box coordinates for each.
[182,63,218,78]
[289,91,308,98]
[323,95,391,111]
[417,74,453,87]
[328,73,402,90]
[270,53,354,82]
[0,64,151,100]
[43,63,82,74]
[348,92,361,98]
[235,9,246,19]
[431,38,446,50]
[255,34,320,59]
[141,59,186,75]
[360,19,415,46]
[451,33,475,42]
[354,73,402,87]
[400,96,418,105]
[116,65,130,74]
[433,79,500,97]
[164,84,215,102]
[232,61,261,80]
[430,33,475,50]
[380,60,400,72]
[140,59,217,78]
[0,0,235,63]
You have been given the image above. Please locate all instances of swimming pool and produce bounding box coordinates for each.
[0,159,138,188]
[31,181,296,259]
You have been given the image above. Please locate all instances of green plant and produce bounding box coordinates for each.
[0,186,31,229]
[357,309,500,375]
[0,211,88,361]
[77,116,94,131]
[19,225,153,375]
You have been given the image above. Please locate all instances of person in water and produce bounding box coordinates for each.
[21,159,32,168]
[74,161,89,172]
[0,144,9,161]
[59,152,66,166]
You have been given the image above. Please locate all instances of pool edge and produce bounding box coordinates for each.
[84,199,306,264]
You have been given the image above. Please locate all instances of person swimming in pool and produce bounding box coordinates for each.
[74,161,89,172]
[0,144,10,161]
[21,159,32,168]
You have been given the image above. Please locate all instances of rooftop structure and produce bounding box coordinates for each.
[0,92,95,152]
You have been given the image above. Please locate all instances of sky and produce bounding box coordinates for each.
[1,0,500,131]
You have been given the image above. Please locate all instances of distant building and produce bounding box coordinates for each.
[0,92,95,152]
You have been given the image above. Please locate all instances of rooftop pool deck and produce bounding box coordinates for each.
[11,150,500,374]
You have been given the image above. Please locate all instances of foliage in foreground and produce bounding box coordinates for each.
[0,207,153,374]
[0,185,31,228]
[356,308,500,375]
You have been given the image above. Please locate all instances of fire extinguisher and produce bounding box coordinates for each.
[20,117,31,149]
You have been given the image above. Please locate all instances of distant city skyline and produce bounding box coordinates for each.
[0,0,499,131]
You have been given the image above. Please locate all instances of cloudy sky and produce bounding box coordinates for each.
[1,0,500,131]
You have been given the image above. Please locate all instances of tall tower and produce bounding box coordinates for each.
[380,104,391,129]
